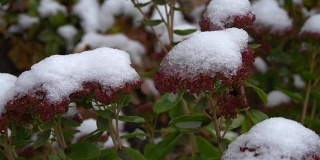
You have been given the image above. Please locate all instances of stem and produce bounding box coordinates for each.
[301,53,316,124]
[311,100,317,119]
[241,85,252,129]
[115,108,122,149]
[108,120,119,150]
[181,99,198,157]
[54,118,67,150]
[206,93,223,154]
[131,0,168,53]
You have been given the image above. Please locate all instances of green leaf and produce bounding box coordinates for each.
[61,118,80,127]
[118,147,147,160]
[140,19,163,26]
[244,81,268,104]
[96,116,109,132]
[48,151,66,160]
[95,110,115,119]
[144,132,182,160]
[33,130,51,149]
[276,87,304,102]
[213,80,222,92]
[183,93,196,102]
[153,93,183,114]
[151,0,166,5]
[15,126,33,140]
[48,11,67,28]
[249,44,261,49]
[120,129,149,140]
[95,149,119,160]
[302,71,317,80]
[241,120,249,133]
[248,110,269,125]
[118,116,145,123]
[41,121,54,131]
[169,115,211,132]
[82,98,93,109]
[117,94,132,107]
[173,29,197,36]
[139,66,159,78]
[46,41,60,56]
[134,2,152,8]
[221,114,245,129]
[195,97,208,112]
[70,142,100,160]
[196,136,220,159]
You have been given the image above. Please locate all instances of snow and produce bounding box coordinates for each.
[63,102,80,118]
[75,33,145,66]
[222,117,320,160]
[293,74,306,89]
[300,14,320,34]
[265,90,291,107]
[17,14,39,29]
[72,118,98,143]
[73,0,114,33]
[13,47,140,102]
[204,0,251,28]
[251,0,292,34]
[38,0,67,17]
[253,57,268,73]
[166,28,248,77]
[0,73,17,114]
[57,25,77,43]
[102,0,151,26]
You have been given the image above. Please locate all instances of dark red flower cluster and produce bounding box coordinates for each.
[300,31,320,41]
[3,89,69,127]
[199,13,255,31]
[70,80,143,104]
[239,146,260,157]
[217,93,248,119]
[154,49,254,94]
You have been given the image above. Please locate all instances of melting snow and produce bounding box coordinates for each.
[251,0,292,34]
[0,73,17,114]
[12,47,140,103]
[265,90,291,107]
[300,14,320,34]
[166,28,248,77]
[204,0,251,28]
[223,117,320,160]
[38,0,67,17]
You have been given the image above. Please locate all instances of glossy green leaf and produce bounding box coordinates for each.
[173,29,197,36]
[95,149,119,160]
[221,114,245,129]
[244,81,268,104]
[48,11,66,27]
[195,97,208,112]
[248,110,269,125]
[97,116,109,132]
[144,132,182,160]
[241,120,249,133]
[169,115,211,132]
[249,44,261,49]
[213,80,222,92]
[95,110,115,119]
[276,87,304,102]
[153,93,183,114]
[70,142,100,160]
[140,19,163,26]
[61,118,80,127]
[196,136,220,159]
[120,129,149,140]
[117,94,132,107]
[33,130,51,149]
[119,116,145,123]
[118,147,147,160]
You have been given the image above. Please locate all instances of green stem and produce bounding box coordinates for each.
[181,99,198,157]
[115,108,122,150]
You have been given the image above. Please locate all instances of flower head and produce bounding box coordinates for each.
[199,0,255,31]
[154,28,254,94]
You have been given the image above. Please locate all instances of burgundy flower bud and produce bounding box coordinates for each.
[217,93,248,119]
